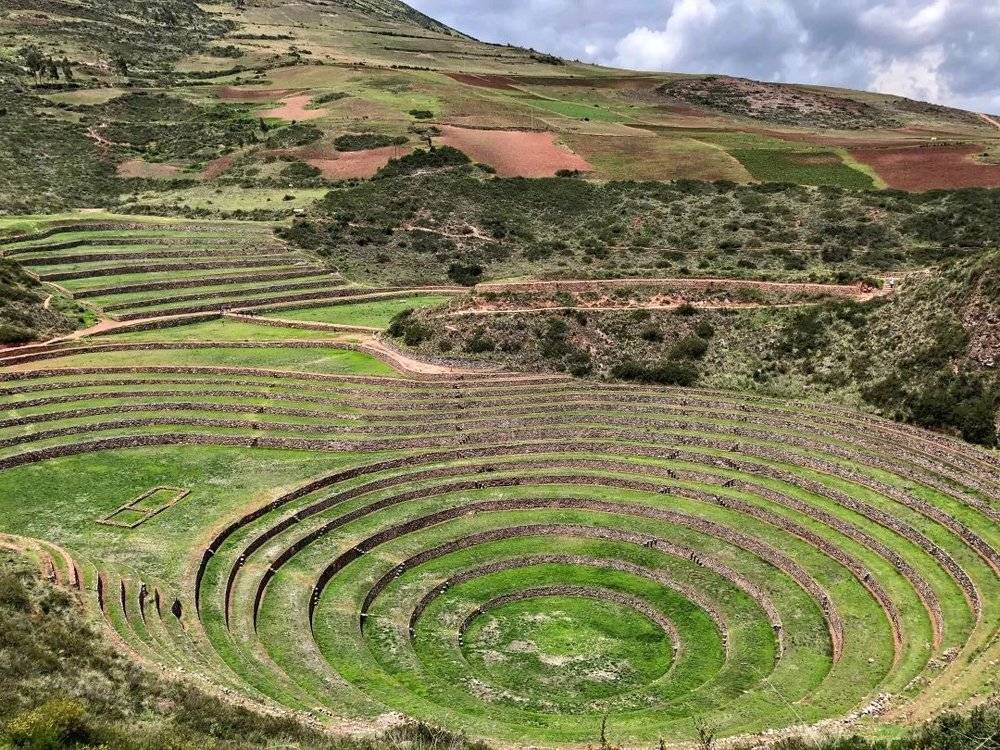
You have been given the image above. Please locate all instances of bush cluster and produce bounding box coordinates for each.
[334,133,408,152]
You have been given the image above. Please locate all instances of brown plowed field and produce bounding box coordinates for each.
[445,73,519,91]
[307,145,414,180]
[437,125,592,177]
[849,144,1000,191]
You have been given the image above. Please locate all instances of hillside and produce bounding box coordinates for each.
[392,250,1000,446]
[2,0,999,215]
[0,1,998,749]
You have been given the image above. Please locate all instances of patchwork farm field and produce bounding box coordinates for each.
[1,224,997,743]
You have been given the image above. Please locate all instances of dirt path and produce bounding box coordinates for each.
[86,124,118,148]
[400,222,495,242]
[474,277,888,301]
[357,335,493,376]
[979,113,1000,130]
[438,301,817,318]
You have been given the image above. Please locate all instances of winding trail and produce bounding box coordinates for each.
[474,277,888,300]
[979,113,1000,130]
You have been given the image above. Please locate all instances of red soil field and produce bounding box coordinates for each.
[849,144,1000,191]
[437,125,592,178]
[200,156,236,180]
[307,145,414,180]
[259,94,327,122]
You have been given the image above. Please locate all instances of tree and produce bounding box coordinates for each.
[46,58,60,79]
[60,57,73,80]
[19,46,46,78]
[113,55,130,77]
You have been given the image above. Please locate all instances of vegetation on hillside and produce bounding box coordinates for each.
[0,550,489,750]
[0,0,232,65]
[287,172,999,286]
[394,251,1000,446]
[0,92,120,213]
[0,258,89,343]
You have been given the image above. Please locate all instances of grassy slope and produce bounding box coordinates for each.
[0,550,496,750]
[3,549,993,750]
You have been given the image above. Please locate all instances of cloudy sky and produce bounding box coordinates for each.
[407,0,1000,113]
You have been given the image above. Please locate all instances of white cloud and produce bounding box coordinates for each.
[613,0,717,70]
[407,0,1000,111]
[860,0,950,43]
[870,45,949,103]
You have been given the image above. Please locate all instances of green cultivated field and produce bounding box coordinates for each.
[264,295,452,328]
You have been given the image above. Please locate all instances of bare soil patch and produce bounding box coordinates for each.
[849,144,1000,191]
[307,145,414,180]
[437,125,592,178]
[200,155,236,180]
[116,160,181,180]
[260,94,327,122]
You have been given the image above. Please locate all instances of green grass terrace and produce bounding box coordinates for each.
[1,328,997,745]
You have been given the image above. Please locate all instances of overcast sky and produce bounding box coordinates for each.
[407,0,1000,113]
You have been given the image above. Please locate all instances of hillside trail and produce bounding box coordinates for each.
[474,277,889,300]
[355,335,498,376]
[85,124,117,147]
[437,301,824,318]
[979,113,1000,130]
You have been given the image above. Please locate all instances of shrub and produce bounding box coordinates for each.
[0,324,34,345]
[694,320,716,339]
[447,263,484,287]
[387,309,433,346]
[670,335,710,360]
[465,332,495,353]
[313,92,350,104]
[264,124,322,149]
[674,303,698,317]
[280,162,321,180]
[6,699,91,750]
[375,146,471,179]
[611,360,699,386]
[640,325,663,343]
[334,133,408,152]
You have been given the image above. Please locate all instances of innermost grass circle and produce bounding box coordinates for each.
[463,594,674,710]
